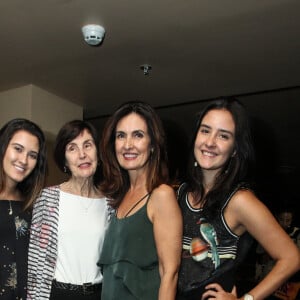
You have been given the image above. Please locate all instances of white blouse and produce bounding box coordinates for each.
[54,191,109,284]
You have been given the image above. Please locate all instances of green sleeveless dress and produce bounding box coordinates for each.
[99,200,160,300]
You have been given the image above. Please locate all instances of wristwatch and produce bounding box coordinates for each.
[244,293,254,300]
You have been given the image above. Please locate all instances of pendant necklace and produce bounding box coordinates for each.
[78,194,96,213]
[81,198,94,213]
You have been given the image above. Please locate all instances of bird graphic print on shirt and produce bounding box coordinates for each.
[190,217,220,269]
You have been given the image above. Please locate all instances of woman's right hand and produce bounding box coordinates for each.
[201,283,237,300]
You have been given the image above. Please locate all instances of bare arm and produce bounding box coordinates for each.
[218,190,300,300]
[148,184,183,300]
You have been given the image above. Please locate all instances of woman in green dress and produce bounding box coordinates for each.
[99,101,183,300]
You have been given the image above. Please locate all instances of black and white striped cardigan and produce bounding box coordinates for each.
[27,186,60,300]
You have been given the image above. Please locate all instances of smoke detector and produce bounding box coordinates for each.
[82,24,105,46]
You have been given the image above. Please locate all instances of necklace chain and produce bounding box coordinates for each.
[80,197,94,213]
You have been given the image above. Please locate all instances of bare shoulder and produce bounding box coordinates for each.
[234,187,256,198]
[227,187,274,230]
[229,188,261,209]
[226,188,263,221]
[151,184,177,202]
[148,184,179,220]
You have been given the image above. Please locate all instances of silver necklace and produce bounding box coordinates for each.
[8,200,13,215]
[78,195,95,213]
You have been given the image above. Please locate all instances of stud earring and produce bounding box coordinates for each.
[194,161,198,167]
[63,166,68,173]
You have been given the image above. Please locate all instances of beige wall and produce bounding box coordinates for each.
[0,85,32,122]
[0,84,83,186]
[0,84,82,134]
[31,85,82,135]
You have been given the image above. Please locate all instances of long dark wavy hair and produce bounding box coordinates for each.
[0,118,47,210]
[187,98,255,219]
[100,101,169,208]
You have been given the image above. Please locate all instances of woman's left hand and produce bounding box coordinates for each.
[201,283,237,300]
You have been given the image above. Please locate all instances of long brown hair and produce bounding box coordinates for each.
[0,118,47,210]
[100,101,169,208]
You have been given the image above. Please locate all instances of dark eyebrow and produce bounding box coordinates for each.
[115,129,146,135]
[68,138,94,146]
[218,129,234,136]
[115,130,124,135]
[83,139,94,143]
[132,129,145,134]
[11,142,24,148]
[200,124,210,129]
[200,124,234,136]
[29,150,39,155]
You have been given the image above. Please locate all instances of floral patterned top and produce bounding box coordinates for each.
[0,200,31,300]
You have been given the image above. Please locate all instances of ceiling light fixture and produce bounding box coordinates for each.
[82,24,105,46]
[140,64,152,75]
